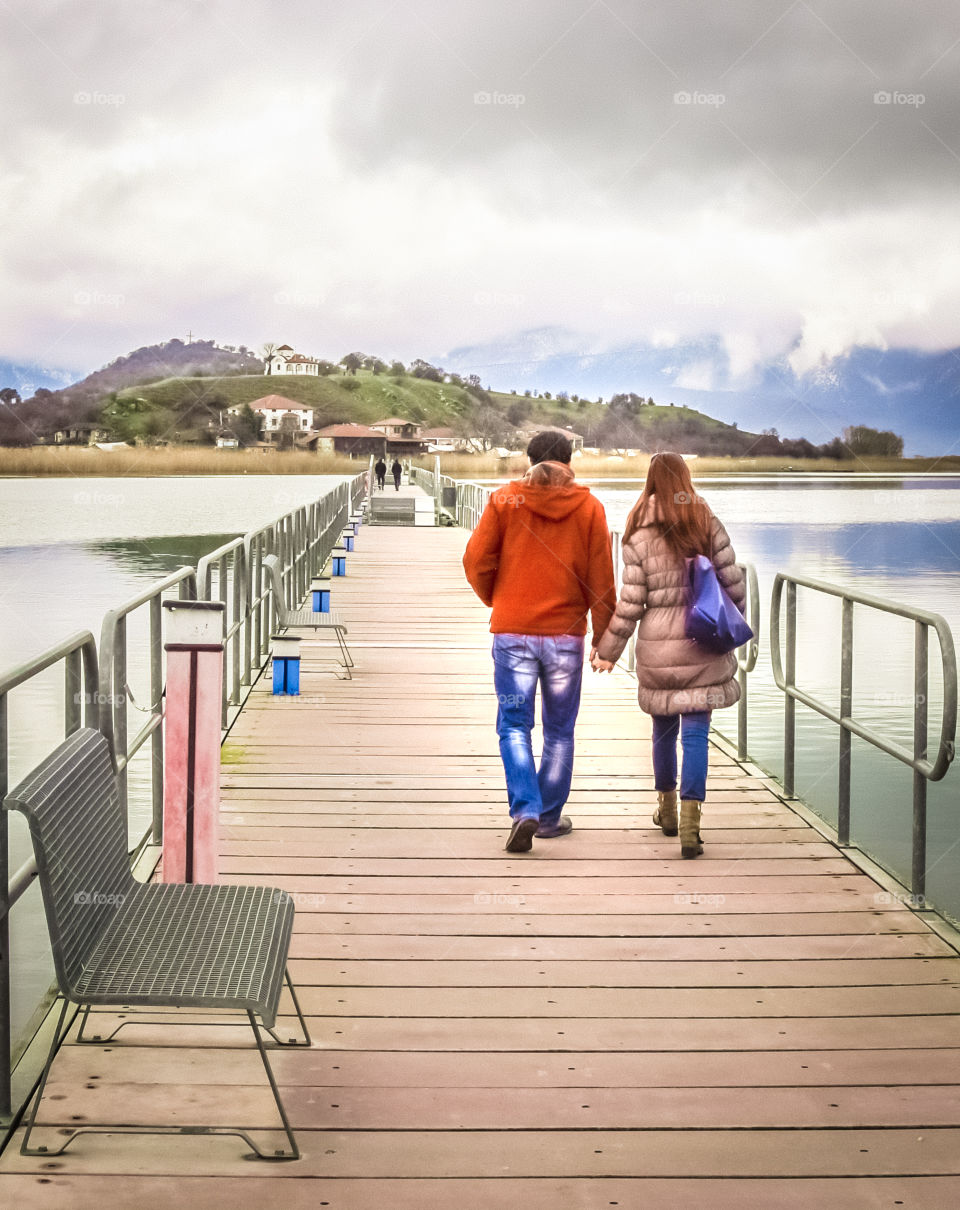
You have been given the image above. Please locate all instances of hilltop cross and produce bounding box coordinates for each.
[186,330,194,343]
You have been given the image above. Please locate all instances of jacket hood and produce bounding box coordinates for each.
[493,461,592,520]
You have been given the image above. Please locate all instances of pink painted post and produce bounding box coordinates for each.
[161,600,225,884]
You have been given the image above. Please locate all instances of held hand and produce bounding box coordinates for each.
[590,649,615,673]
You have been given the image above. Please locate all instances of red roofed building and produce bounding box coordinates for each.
[315,423,387,457]
[266,344,322,376]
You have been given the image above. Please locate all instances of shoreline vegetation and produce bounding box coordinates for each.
[1,446,959,479]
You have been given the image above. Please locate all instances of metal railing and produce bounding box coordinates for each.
[770,572,957,900]
[0,631,100,1117]
[0,472,366,1124]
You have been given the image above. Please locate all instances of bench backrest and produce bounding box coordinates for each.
[4,727,136,997]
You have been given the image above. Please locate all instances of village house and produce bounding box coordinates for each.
[314,423,387,458]
[265,344,322,376]
[420,426,474,452]
[514,423,585,452]
[370,417,426,456]
[229,395,315,446]
[46,422,112,446]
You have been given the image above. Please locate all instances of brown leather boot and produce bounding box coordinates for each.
[680,799,703,858]
[652,790,678,836]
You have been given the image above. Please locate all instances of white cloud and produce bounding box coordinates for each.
[1,0,960,383]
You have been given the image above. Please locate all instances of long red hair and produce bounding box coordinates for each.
[622,452,713,556]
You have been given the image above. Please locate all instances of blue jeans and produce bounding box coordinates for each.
[651,711,712,803]
[492,634,584,827]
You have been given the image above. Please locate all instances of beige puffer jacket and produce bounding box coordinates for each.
[596,498,746,716]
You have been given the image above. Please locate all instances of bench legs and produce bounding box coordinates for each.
[333,626,354,680]
[19,997,72,1156]
[19,968,310,1162]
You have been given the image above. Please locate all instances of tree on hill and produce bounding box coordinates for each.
[317,360,337,376]
[390,361,405,377]
[341,353,363,375]
[1,387,20,405]
[843,424,904,458]
[506,399,530,426]
[463,405,511,451]
[409,359,443,382]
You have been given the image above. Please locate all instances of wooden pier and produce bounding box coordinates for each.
[3,518,960,1207]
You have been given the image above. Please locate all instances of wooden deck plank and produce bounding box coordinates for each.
[4,521,960,1205]
[5,1175,960,1210]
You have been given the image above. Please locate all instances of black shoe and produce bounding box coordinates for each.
[505,817,539,853]
[535,816,573,839]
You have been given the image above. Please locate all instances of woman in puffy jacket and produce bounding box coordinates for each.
[591,452,746,858]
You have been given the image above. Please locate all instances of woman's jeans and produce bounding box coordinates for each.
[651,711,712,803]
[492,634,584,827]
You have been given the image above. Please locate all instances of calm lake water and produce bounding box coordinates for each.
[2,472,959,1056]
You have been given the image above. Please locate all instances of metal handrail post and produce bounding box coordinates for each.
[838,598,854,844]
[150,594,164,845]
[783,581,797,798]
[0,690,8,1117]
[736,563,760,761]
[913,621,929,901]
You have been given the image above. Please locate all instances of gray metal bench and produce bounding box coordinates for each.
[3,727,311,1161]
[262,553,354,679]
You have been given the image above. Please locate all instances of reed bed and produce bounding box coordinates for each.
[0,446,360,477]
[418,452,960,480]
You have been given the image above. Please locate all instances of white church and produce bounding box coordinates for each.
[265,344,322,376]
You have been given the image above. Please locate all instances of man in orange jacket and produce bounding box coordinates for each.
[463,432,616,852]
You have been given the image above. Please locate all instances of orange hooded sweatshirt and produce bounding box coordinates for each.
[462,461,616,648]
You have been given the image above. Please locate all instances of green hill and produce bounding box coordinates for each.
[109,369,754,453]
[112,370,481,432]
[1,336,758,454]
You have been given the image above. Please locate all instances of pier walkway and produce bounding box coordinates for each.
[3,521,960,1207]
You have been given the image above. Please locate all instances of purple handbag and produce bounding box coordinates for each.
[685,555,753,654]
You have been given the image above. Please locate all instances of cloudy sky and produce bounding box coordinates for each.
[2,0,960,396]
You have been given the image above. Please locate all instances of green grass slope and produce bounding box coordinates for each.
[115,371,479,429]
[107,369,752,452]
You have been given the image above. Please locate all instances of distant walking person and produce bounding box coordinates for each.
[391,458,403,491]
[463,432,616,853]
[591,452,746,858]
[374,457,387,491]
